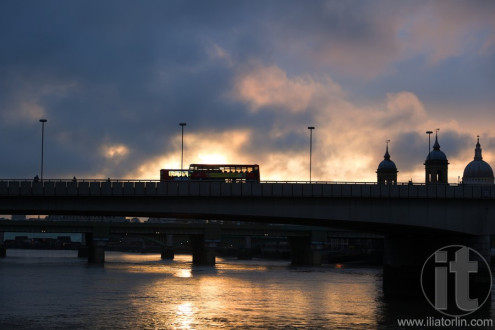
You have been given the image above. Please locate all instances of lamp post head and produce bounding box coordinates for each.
[308,126,315,130]
[179,122,186,127]
[426,130,433,135]
[40,119,47,123]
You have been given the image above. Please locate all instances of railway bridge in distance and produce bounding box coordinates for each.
[0,179,494,296]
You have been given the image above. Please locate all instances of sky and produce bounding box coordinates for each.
[0,0,494,183]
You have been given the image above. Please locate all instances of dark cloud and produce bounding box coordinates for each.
[438,130,473,159]
[389,131,425,173]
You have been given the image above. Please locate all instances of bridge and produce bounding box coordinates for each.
[0,179,494,234]
[0,179,493,296]
[0,219,379,262]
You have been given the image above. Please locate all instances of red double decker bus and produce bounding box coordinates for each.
[160,164,260,182]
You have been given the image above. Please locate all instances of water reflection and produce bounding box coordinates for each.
[121,256,383,328]
[176,268,192,278]
[175,302,195,329]
[1,250,492,329]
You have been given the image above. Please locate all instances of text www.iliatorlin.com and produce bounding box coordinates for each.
[397,317,493,328]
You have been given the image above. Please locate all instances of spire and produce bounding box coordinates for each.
[433,129,441,150]
[384,140,391,160]
[474,135,483,161]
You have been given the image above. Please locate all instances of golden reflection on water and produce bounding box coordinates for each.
[175,302,195,329]
[6,251,495,328]
[176,268,192,278]
[109,254,380,328]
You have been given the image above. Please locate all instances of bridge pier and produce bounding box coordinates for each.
[289,231,327,266]
[383,233,491,298]
[83,226,109,264]
[88,239,107,264]
[160,234,175,260]
[78,232,89,258]
[191,227,221,266]
[191,235,217,265]
[0,232,5,258]
[237,236,253,260]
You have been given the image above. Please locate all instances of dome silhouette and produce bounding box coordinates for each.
[462,137,494,185]
[378,155,397,170]
[424,133,449,184]
[427,137,448,161]
[377,141,398,184]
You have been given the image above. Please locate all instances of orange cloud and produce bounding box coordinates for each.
[126,130,254,179]
[233,65,344,113]
[101,144,130,159]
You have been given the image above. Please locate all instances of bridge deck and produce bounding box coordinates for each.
[0,180,494,199]
[0,180,494,235]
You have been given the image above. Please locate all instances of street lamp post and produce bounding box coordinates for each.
[179,123,186,173]
[40,119,47,181]
[426,130,433,161]
[308,126,315,183]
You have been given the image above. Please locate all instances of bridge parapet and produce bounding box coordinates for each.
[0,180,494,200]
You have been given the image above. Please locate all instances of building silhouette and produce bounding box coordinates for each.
[462,136,494,185]
[376,141,398,184]
[376,132,494,185]
[424,133,449,184]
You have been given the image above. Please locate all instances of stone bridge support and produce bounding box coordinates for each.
[191,226,221,266]
[78,232,88,258]
[161,234,175,260]
[383,233,491,298]
[0,232,5,258]
[289,231,327,266]
[79,225,109,264]
[191,235,217,265]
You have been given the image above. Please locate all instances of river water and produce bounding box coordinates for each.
[0,249,493,329]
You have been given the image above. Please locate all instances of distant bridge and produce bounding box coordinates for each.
[0,179,494,235]
[0,219,371,239]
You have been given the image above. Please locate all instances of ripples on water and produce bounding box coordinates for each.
[0,250,493,329]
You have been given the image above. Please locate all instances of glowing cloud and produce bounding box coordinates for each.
[126,130,254,179]
[102,144,130,159]
[230,63,489,183]
[233,65,344,113]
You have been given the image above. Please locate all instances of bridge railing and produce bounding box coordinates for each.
[0,179,494,199]
[0,178,459,185]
